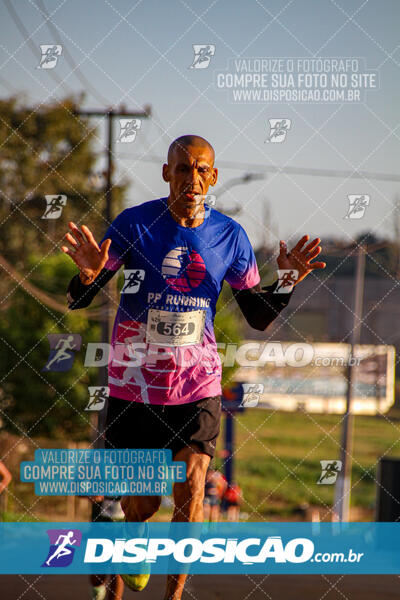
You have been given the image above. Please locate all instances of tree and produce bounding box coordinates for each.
[0,95,127,266]
[0,95,127,439]
[0,252,101,440]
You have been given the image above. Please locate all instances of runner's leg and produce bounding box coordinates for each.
[105,575,124,600]
[210,502,220,522]
[121,494,161,522]
[164,444,210,600]
[203,499,211,522]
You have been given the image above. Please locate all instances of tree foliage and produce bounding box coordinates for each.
[0,95,127,440]
[0,95,127,266]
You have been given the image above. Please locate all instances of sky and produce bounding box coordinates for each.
[0,0,399,249]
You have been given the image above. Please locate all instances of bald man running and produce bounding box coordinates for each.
[63,135,325,600]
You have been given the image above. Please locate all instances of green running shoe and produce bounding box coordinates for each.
[91,584,106,600]
[119,520,150,592]
[120,572,150,592]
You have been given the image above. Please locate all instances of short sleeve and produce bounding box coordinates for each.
[224,225,260,290]
[100,209,130,272]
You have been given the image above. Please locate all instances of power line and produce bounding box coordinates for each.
[148,107,172,150]
[117,152,400,183]
[0,74,18,94]
[34,0,110,106]
[0,252,103,319]
[4,0,72,96]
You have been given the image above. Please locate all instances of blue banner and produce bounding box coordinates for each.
[20,449,186,496]
[0,522,400,574]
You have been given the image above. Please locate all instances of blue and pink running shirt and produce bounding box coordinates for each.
[101,197,260,405]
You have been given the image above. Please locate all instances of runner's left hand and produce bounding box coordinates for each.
[277,236,326,285]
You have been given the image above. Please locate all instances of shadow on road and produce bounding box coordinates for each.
[1,574,400,599]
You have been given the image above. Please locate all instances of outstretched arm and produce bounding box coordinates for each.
[233,236,326,331]
[62,221,113,309]
[67,267,116,309]
[232,280,292,331]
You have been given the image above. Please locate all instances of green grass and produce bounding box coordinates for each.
[4,409,400,523]
[214,409,400,520]
[0,511,43,522]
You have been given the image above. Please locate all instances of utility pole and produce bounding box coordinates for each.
[334,244,366,521]
[74,106,151,443]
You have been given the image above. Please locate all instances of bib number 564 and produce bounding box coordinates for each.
[158,321,194,337]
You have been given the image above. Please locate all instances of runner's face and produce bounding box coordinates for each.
[163,144,218,213]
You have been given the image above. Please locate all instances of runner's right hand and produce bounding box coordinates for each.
[61,222,111,285]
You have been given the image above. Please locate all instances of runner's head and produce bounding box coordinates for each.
[163,135,218,215]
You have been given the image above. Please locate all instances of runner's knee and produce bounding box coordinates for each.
[121,495,161,521]
[174,475,205,507]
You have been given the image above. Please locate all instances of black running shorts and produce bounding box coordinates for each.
[104,396,221,459]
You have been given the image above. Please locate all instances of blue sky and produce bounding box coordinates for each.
[1,0,399,249]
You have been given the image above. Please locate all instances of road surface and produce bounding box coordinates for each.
[2,574,400,599]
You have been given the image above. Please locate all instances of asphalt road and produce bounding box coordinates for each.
[2,574,400,600]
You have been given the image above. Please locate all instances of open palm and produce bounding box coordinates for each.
[61,222,111,284]
[277,235,326,285]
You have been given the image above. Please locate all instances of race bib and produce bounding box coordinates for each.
[146,309,206,346]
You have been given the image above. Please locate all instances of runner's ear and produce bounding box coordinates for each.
[162,163,170,182]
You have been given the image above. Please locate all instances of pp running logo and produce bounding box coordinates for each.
[161,247,206,292]
[42,529,82,567]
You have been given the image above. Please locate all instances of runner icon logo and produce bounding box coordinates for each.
[241,383,264,407]
[122,269,145,294]
[317,460,342,485]
[37,45,62,69]
[85,386,110,411]
[117,119,142,143]
[265,119,291,143]
[42,334,82,372]
[42,195,67,219]
[189,45,215,69]
[42,529,82,567]
[274,270,298,294]
[344,195,370,219]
